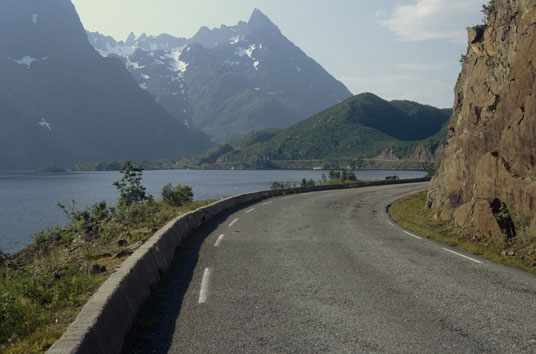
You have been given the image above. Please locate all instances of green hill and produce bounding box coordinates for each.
[76,93,451,171]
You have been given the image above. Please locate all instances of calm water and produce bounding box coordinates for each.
[0,169,426,253]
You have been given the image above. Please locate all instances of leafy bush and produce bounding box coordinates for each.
[113,161,152,206]
[161,184,194,207]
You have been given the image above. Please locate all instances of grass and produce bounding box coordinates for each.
[0,199,215,353]
[389,191,536,275]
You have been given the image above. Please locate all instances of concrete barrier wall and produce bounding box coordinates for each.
[47,177,430,354]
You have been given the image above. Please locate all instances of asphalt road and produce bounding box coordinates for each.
[123,183,536,354]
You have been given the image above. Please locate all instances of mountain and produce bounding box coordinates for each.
[87,9,352,143]
[213,93,450,167]
[428,1,536,238]
[0,0,213,170]
[85,93,448,171]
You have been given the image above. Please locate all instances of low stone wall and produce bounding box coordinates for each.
[47,177,430,354]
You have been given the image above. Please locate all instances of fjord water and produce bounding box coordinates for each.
[0,169,426,253]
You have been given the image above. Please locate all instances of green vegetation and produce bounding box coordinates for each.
[327,170,358,182]
[270,181,292,190]
[72,94,450,171]
[482,0,496,24]
[113,161,152,206]
[35,165,66,173]
[73,161,123,171]
[161,184,194,207]
[390,192,536,275]
[300,178,315,187]
[0,163,212,353]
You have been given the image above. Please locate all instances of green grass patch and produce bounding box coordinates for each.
[0,199,215,353]
[389,191,536,275]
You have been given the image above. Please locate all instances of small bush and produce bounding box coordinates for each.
[161,184,194,207]
[270,182,291,190]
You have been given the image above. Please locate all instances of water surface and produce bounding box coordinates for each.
[0,169,426,253]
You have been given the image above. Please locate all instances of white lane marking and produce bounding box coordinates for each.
[281,196,292,200]
[214,234,225,247]
[199,268,213,304]
[442,248,483,264]
[403,231,422,240]
[229,218,239,227]
[386,220,394,226]
[245,208,256,214]
[262,201,272,206]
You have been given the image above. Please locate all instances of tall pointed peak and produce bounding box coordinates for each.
[126,32,136,45]
[248,8,279,33]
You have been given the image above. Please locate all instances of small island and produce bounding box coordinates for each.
[36,165,67,173]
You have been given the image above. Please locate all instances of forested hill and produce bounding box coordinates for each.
[77,93,451,171]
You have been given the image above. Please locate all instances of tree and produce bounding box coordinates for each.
[482,0,495,24]
[161,183,194,206]
[113,161,151,206]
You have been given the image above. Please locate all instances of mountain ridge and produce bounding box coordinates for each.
[0,0,213,170]
[75,93,451,171]
[87,9,352,143]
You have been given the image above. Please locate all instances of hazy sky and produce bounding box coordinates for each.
[71,0,487,108]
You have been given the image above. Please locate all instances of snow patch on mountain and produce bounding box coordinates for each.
[253,61,260,70]
[38,118,51,130]
[8,55,50,68]
[245,44,257,58]
[229,35,240,44]
[166,51,188,74]
[97,43,135,58]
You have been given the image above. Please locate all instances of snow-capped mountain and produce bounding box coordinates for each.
[0,0,213,170]
[88,9,352,142]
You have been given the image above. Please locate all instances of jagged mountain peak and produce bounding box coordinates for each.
[248,8,277,31]
[0,0,93,59]
[86,9,352,142]
[126,32,136,45]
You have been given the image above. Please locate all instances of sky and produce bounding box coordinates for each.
[71,0,488,109]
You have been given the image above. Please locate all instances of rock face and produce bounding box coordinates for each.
[428,0,536,238]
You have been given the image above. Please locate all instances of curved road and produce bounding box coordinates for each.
[123,183,536,354]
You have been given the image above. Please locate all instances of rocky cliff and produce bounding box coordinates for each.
[428,0,536,238]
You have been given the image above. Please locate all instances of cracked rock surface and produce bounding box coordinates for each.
[428,0,536,237]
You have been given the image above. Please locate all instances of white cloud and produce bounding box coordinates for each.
[338,75,455,108]
[381,0,484,44]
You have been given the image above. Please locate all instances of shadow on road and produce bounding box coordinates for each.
[121,206,246,354]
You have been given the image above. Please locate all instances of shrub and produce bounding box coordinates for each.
[161,184,194,207]
[0,249,7,267]
[328,169,357,182]
[300,178,315,187]
[113,161,152,206]
[482,0,495,24]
